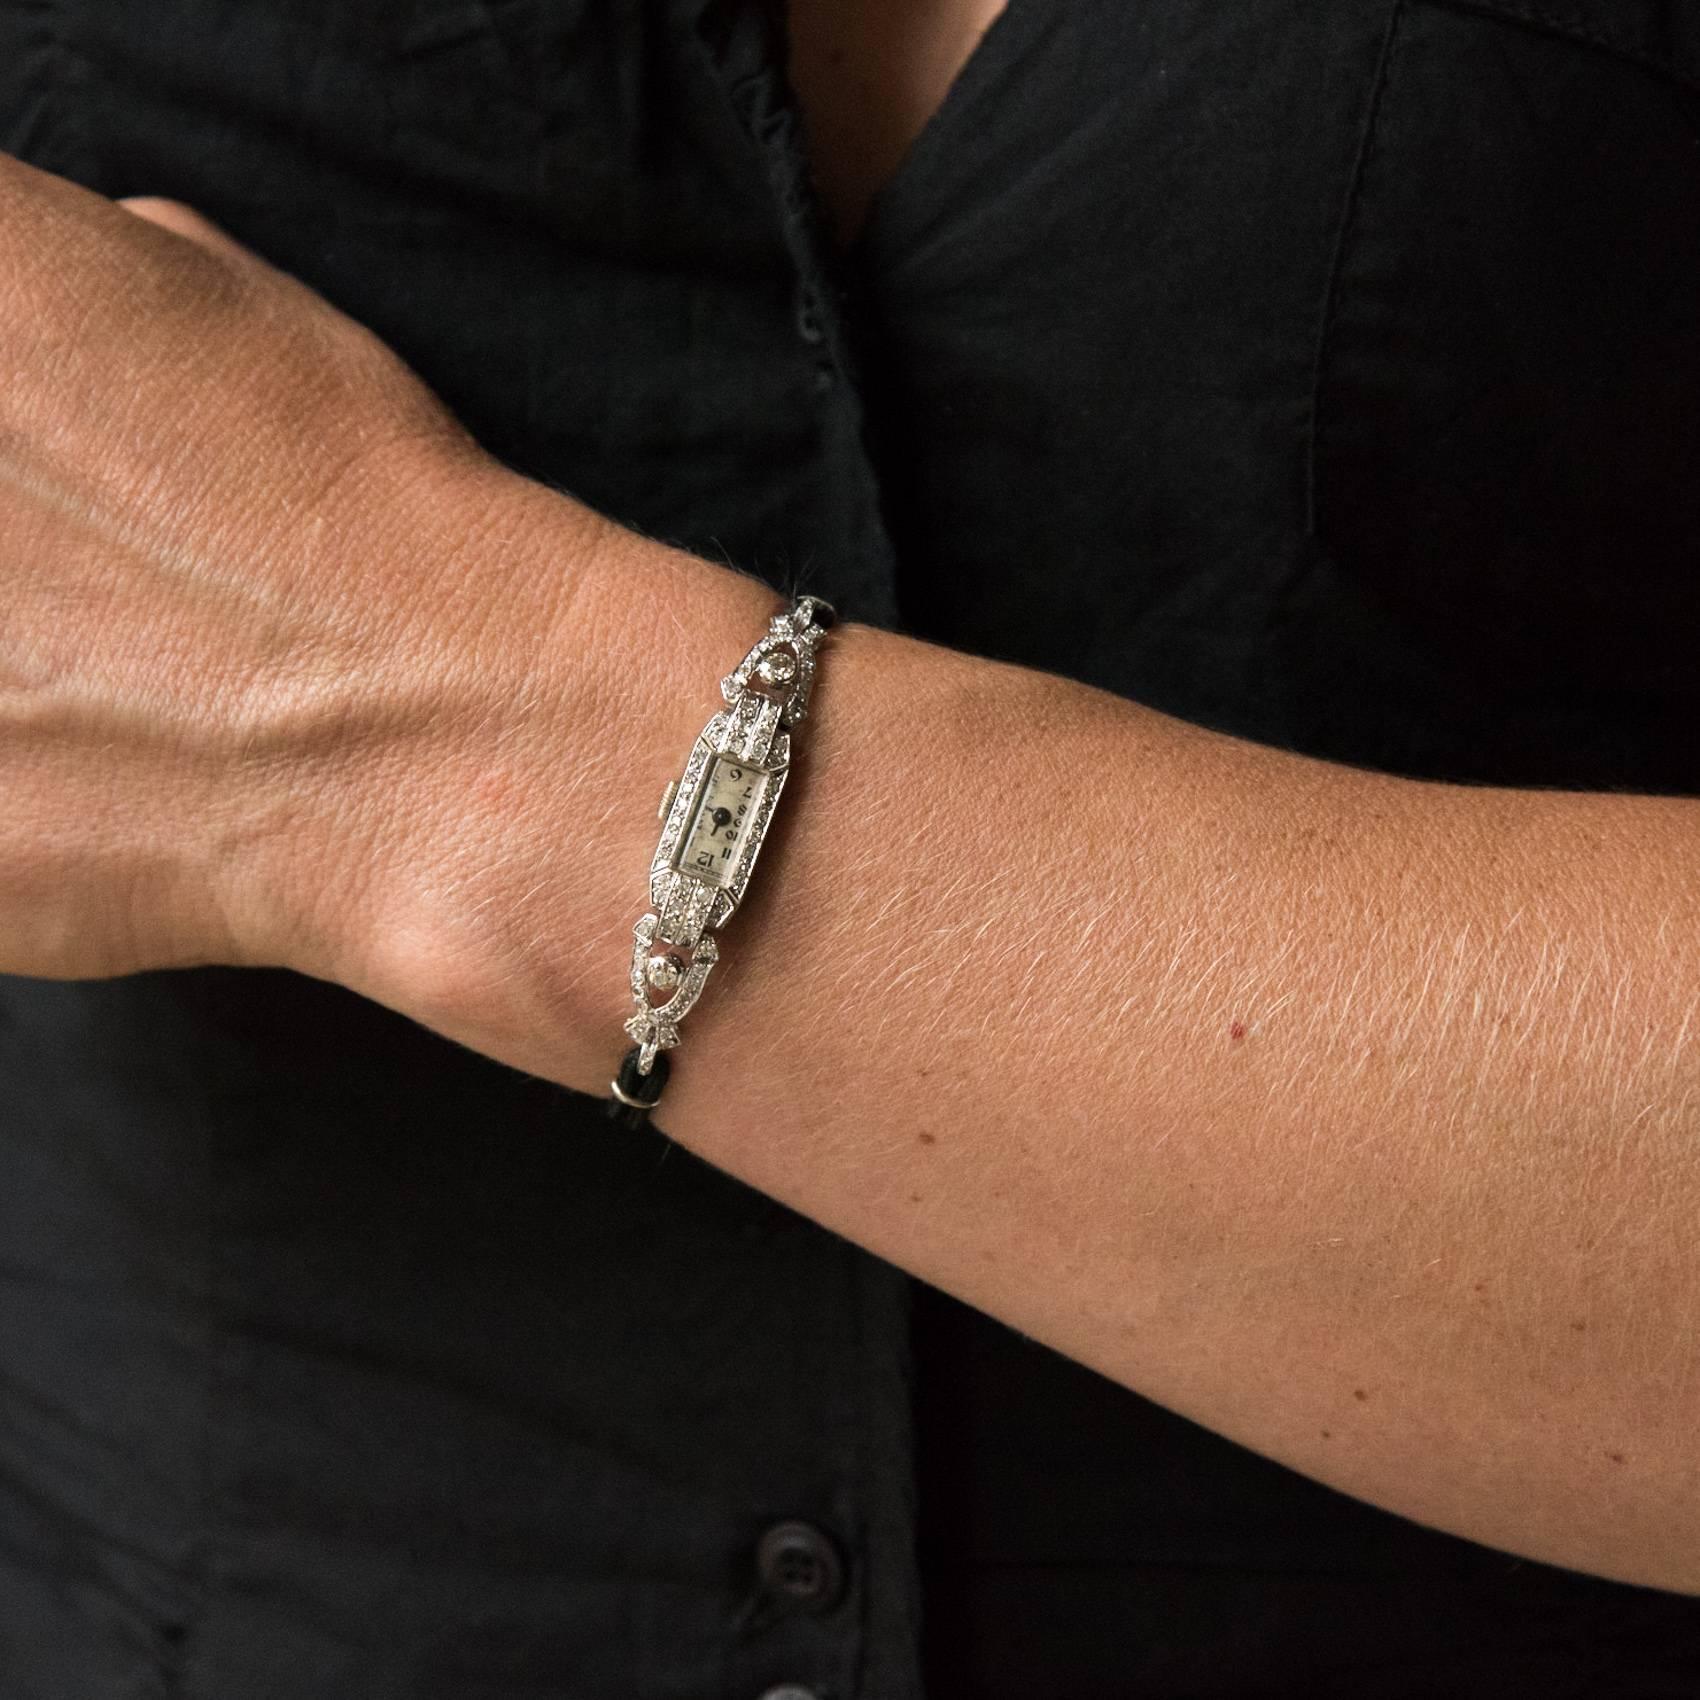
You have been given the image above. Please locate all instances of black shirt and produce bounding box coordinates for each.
[2,1,1699,1695]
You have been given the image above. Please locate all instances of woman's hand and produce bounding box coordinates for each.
[0,151,626,989]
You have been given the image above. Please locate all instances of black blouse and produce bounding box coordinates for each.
[2,1,1698,1695]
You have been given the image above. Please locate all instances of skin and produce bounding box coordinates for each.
[783,0,1012,242]
[1,146,1698,1597]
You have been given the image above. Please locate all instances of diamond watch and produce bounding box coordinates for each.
[607,594,836,1127]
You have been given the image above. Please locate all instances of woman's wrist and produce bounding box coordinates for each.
[305,451,784,1094]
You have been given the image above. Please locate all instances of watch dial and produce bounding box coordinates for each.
[675,757,769,887]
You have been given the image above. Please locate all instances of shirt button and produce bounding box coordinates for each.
[756,1688,820,1700]
[755,1519,846,1613]
[796,294,826,345]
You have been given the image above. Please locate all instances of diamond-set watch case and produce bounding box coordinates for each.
[619,596,834,1078]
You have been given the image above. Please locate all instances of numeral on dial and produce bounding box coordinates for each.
[674,756,771,889]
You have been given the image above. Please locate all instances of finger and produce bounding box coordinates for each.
[117,196,264,269]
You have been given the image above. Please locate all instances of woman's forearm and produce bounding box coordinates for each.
[349,478,1700,1594]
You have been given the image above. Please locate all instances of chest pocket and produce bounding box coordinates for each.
[1310,0,1700,700]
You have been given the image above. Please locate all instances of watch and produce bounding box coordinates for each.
[607,593,836,1127]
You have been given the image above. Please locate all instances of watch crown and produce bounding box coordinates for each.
[657,779,679,822]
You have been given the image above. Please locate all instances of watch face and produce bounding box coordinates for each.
[674,757,770,887]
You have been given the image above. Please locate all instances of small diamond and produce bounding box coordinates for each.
[756,649,798,686]
[645,953,684,991]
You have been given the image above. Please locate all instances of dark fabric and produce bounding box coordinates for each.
[1,1,1698,1696]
